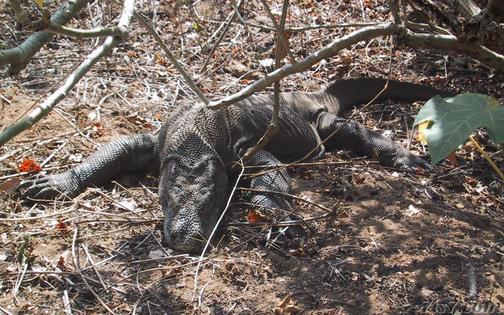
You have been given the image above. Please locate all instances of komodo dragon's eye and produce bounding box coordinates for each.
[165,185,182,206]
[171,185,182,193]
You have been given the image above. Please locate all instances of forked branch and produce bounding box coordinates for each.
[0,0,136,147]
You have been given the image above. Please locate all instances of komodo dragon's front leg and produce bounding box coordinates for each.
[20,134,159,198]
[246,150,299,241]
[246,150,292,211]
[317,112,431,170]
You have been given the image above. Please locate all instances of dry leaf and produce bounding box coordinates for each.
[352,173,366,185]
[274,295,300,315]
[224,60,248,77]
[405,204,421,217]
[127,50,138,58]
[154,53,167,66]
[247,210,270,224]
[33,0,45,8]
[55,219,69,233]
[57,256,71,272]
[19,158,41,173]
[416,120,432,145]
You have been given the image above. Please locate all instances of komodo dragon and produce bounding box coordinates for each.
[20,78,452,253]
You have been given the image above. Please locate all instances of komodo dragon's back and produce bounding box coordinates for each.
[20,77,452,253]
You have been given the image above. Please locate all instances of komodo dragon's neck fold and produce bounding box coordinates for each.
[324,78,454,113]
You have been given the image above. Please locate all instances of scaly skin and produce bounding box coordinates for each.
[20,78,453,253]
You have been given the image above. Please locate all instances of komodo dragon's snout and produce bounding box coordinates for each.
[159,154,229,253]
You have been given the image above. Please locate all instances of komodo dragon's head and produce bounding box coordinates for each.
[159,152,229,253]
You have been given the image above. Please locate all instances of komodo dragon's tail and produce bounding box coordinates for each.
[325,77,454,112]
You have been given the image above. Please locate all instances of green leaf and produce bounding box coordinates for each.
[192,22,203,32]
[414,93,504,164]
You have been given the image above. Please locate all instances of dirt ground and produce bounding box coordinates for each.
[0,0,503,314]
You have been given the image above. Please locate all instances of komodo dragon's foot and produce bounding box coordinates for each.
[386,146,433,172]
[18,171,81,199]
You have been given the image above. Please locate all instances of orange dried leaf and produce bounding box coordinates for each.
[91,123,105,138]
[275,295,300,315]
[126,50,138,58]
[57,256,71,271]
[415,167,426,176]
[55,219,68,232]
[154,53,167,66]
[19,158,41,173]
[246,210,270,224]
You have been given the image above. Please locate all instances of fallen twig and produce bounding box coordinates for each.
[12,263,28,303]
[237,187,333,213]
[134,12,209,105]
[192,159,245,302]
[62,290,72,315]
[71,227,116,314]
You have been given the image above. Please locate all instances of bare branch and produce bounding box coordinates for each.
[242,0,289,161]
[398,27,504,72]
[259,0,294,61]
[0,0,89,74]
[134,12,209,105]
[0,0,136,147]
[245,21,381,32]
[208,23,400,109]
[208,21,504,111]
[389,0,401,24]
[43,19,129,38]
[200,0,245,73]
[404,20,453,35]
[32,7,128,38]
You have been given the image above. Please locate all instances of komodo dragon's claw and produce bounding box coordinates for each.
[19,172,77,199]
[394,152,433,172]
